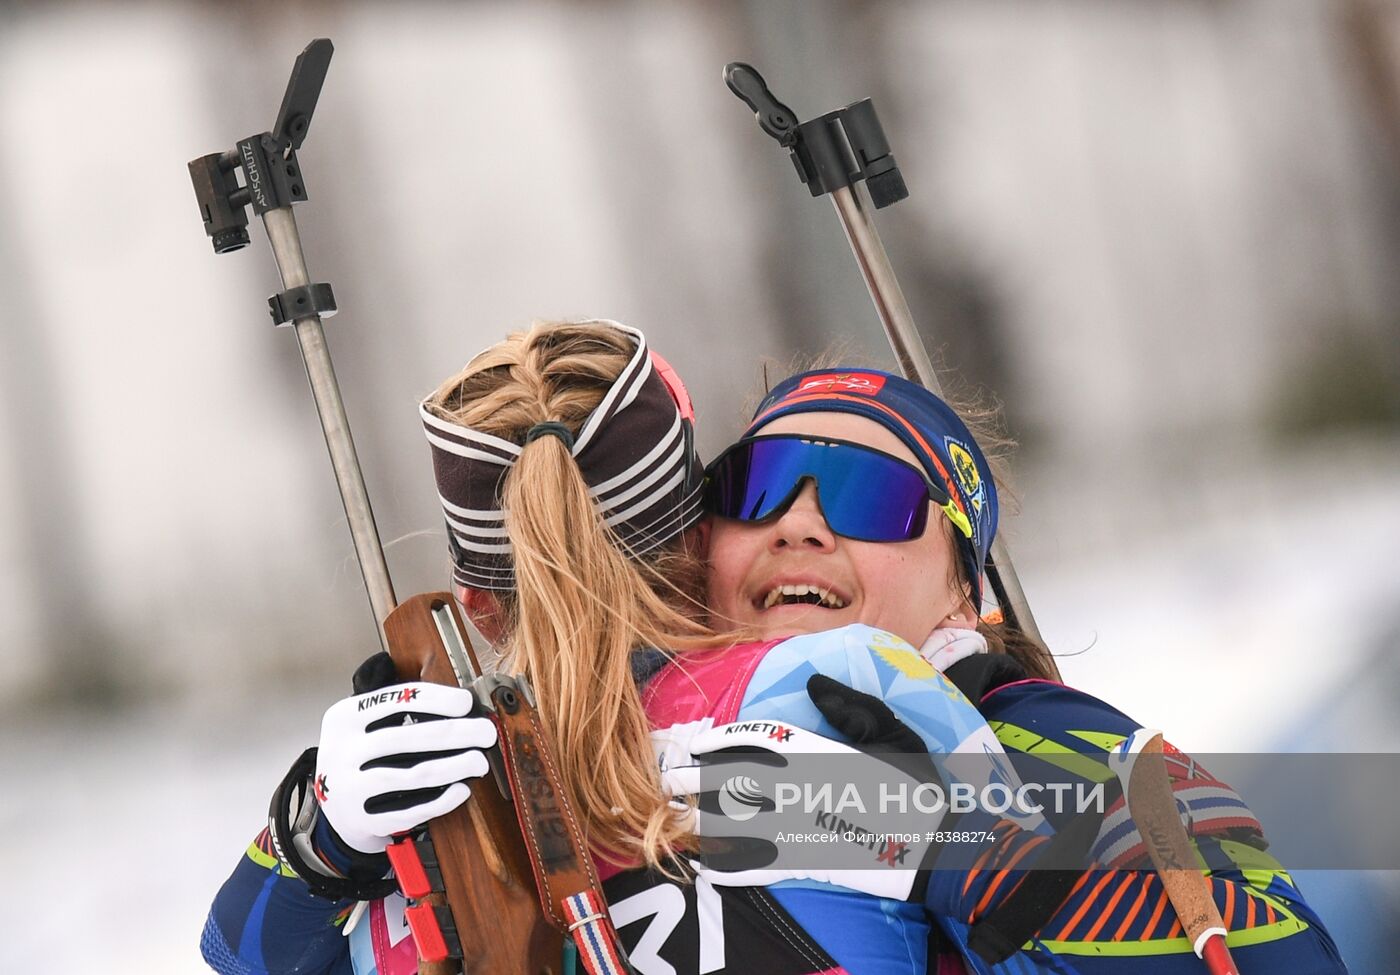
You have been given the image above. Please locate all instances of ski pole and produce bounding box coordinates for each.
[724,62,1043,648]
[725,62,1234,971]
[188,38,396,650]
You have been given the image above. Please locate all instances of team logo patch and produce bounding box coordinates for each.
[945,439,981,505]
[790,371,887,398]
[945,438,988,528]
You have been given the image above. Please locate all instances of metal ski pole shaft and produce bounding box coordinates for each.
[725,62,1042,646]
[189,39,396,651]
[826,181,1042,645]
[827,184,934,381]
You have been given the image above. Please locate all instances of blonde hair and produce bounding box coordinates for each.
[426,321,716,869]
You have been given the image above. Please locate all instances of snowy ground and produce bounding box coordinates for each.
[3,443,1397,971]
[0,683,342,973]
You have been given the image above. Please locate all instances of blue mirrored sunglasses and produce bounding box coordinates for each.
[703,434,955,543]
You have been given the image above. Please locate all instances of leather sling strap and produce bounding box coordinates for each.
[488,681,633,974]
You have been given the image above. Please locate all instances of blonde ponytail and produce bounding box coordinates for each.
[426,321,717,868]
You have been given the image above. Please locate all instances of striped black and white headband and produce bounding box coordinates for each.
[420,321,705,592]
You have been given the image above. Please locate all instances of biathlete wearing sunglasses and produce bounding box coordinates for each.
[619,370,1345,974]
[705,434,963,543]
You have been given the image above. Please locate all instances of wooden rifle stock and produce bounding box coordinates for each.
[384,593,563,974]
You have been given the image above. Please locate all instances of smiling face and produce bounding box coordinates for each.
[705,411,976,647]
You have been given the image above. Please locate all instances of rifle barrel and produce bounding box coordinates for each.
[262,206,398,645]
[828,184,1045,646]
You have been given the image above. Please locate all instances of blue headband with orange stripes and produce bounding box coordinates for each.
[747,369,997,607]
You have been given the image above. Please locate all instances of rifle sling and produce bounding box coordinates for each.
[490,685,632,974]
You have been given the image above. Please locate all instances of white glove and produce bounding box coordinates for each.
[315,682,497,854]
[662,719,943,901]
[658,720,885,796]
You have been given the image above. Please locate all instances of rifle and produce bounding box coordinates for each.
[723,63,1239,975]
[188,39,629,975]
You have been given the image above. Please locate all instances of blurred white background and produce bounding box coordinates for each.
[1,1,1396,970]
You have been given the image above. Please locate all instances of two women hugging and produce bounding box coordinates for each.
[203,319,1347,975]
